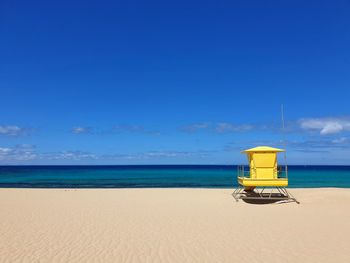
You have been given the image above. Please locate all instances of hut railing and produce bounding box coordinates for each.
[277,165,288,179]
[237,165,250,178]
[237,165,288,179]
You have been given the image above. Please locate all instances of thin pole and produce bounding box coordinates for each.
[281,104,288,179]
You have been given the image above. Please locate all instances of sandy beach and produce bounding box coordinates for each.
[0,188,349,263]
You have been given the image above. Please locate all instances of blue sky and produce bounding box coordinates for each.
[1,0,350,164]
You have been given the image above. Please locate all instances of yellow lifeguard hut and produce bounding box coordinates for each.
[232,146,298,203]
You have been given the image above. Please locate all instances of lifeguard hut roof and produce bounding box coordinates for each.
[241,146,285,153]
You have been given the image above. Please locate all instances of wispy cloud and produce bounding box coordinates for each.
[223,136,350,154]
[215,123,253,133]
[112,125,160,136]
[223,139,284,152]
[43,151,98,160]
[332,137,348,144]
[286,136,350,153]
[0,125,28,137]
[182,117,350,136]
[0,145,213,163]
[102,150,213,160]
[180,122,254,134]
[70,125,160,136]
[0,145,97,162]
[0,144,37,161]
[71,127,92,134]
[180,122,211,133]
[299,118,350,135]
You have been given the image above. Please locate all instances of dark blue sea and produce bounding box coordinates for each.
[0,165,349,188]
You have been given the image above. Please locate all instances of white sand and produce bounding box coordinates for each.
[0,188,349,263]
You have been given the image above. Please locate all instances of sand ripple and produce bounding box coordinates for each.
[0,188,349,262]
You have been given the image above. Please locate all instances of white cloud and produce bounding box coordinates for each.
[0,125,27,136]
[300,118,350,135]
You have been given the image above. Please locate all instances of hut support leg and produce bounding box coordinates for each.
[279,187,300,204]
[232,186,299,204]
[232,186,244,202]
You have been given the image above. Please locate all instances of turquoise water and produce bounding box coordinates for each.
[0,165,349,188]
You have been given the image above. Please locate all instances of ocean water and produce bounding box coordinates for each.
[0,165,349,188]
